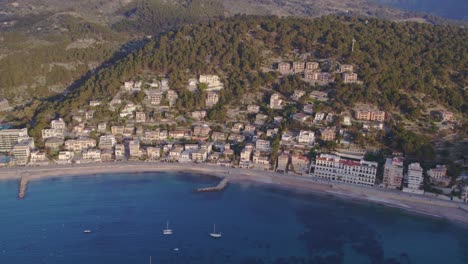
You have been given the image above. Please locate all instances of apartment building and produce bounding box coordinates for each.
[343,73,358,83]
[270,93,283,109]
[42,128,65,140]
[355,109,386,122]
[298,130,315,145]
[127,140,141,158]
[383,157,404,189]
[404,162,424,193]
[191,111,207,120]
[51,118,66,130]
[199,75,221,87]
[99,135,116,150]
[45,138,64,150]
[255,139,270,152]
[293,61,305,73]
[206,92,219,108]
[146,147,161,160]
[339,64,353,73]
[146,90,162,105]
[64,138,96,152]
[135,112,146,123]
[82,149,101,162]
[247,105,260,113]
[320,128,336,141]
[0,128,29,152]
[306,62,319,71]
[311,154,378,186]
[276,153,290,173]
[58,151,74,163]
[98,122,107,133]
[291,155,310,175]
[115,144,125,160]
[427,165,447,179]
[278,62,291,74]
[304,72,333,83]
[193,125,211,141]
[12,139,35,163]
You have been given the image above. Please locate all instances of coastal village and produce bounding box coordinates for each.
[0,60,467,204]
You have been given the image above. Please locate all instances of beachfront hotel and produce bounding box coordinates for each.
[0,128,29,152]
[310,154,378,186]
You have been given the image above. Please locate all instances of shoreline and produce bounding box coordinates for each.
[1,162,468,226]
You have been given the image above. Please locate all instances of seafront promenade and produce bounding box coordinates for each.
[1,161,467,225]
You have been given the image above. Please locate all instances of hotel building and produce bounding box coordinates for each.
[311,154,378,186]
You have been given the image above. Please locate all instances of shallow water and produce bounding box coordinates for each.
[0,172,466,263]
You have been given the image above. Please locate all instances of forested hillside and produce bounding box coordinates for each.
[38,15,466,115]
[114,0,224,35]
[12,15,464,155]
[0,0,465,104]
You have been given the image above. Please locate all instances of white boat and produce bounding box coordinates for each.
[83,230,92,234]
[209,224,222,238]
[163,221,173,235]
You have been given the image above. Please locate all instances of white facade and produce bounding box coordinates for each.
[58,151,74,163]
[0,128,29,152]
[82,149,101,162]
[298,130,315,145]
[312,154,377,186]
[99,135,116,150]
[255,139,270,151]
[406,162,424,190]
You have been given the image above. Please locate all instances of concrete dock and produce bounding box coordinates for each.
[197,177,229,192]
[18,176,29,199]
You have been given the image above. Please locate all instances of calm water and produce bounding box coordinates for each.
[376,0,468,20]
[0,172,467,264]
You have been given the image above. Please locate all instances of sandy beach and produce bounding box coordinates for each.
[1,162,467,226]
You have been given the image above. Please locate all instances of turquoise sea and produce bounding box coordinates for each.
[0,172,467,264]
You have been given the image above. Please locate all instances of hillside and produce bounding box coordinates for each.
[6,15,464,161]
[0,0,465,105]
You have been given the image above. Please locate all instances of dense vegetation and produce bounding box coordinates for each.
[114,0,224,35]
[0,15,126,100]
[11,15,468,159]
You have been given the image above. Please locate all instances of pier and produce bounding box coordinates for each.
[197,177,229,192]
[18,176,29,199]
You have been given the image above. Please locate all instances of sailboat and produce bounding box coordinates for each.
[209,224,222,238]
[163,221,173,235]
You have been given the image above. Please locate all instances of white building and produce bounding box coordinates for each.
[42,129,65,140]
[297,130,315,145]
[30,151,48,165]
[403,162,424,194]
[199,75,223,91]
[127,140,141,158]
[255,139,270,152]
[311,154,378,186]
[51,118,66,130]
[0,128,29,152]
[269,93,283,110]
[82,149,101,162]
[12,139,35,163]
[99,135,116,150]
[58,151,74,163]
